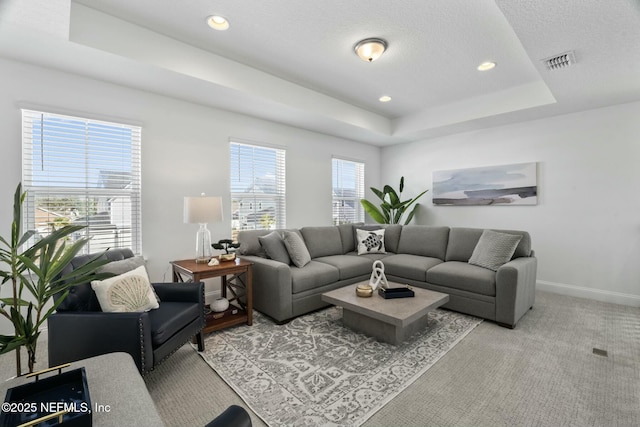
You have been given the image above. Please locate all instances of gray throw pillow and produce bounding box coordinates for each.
[98,255,160,302]
[258,231,291,264]
[468,230,522,271]
[282,231,311,268]
[99,255,145,275]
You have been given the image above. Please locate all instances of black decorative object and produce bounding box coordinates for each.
[378,286,415,299]
[212,239,240,254]
[1,366,92,427]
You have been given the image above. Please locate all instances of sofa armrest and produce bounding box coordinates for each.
[47,311,153,373]
[153,282,204,303]
[240,255,293,322]
[495,256,538,327]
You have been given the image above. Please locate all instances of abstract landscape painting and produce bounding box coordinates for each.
[433,162,537,205]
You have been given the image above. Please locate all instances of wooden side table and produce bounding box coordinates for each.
[170,257,253,335]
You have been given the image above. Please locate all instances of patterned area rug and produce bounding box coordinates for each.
[196,307,482,427]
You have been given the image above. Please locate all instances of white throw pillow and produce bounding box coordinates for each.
[91,265,159,312]
[356,228,386,255]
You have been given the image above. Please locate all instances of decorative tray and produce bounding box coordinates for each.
[378,286,415,299]
[0,364,92,427]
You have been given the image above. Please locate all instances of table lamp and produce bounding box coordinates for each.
[184,194,223,263]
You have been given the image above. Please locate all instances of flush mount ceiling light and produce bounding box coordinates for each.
[379,95,392,102]
[354,38,388,62]
[206,15,229,31]
[477,61,496,71]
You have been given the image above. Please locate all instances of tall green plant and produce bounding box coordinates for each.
[360,176,428,225]
[0,183,112,376]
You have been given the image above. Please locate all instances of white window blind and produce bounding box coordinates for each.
[332,157,365,224]
[22,109,142,255]
[230,142,286,240]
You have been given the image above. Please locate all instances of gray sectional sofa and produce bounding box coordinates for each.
[237,224,537,328]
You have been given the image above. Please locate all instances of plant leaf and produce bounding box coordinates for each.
[370,187,385,201]
[360,199,387,224]
[404,203,421,225]
[384,186,400,206]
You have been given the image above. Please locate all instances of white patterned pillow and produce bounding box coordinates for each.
[91,265,159,312]
[468,230,522,271]
[356,229,386,255]
[282,231,311,268]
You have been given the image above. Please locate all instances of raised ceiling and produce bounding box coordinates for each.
[1,0,640,146]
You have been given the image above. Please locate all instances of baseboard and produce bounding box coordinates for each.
[537,280,640,307]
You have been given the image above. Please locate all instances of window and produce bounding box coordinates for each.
[332,157,364,224]
[230,141,285,239]
[22,109,142,254]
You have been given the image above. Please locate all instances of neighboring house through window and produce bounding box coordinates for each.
[22,109,142,254]
[332,157,364,224]
[230,141,286,239]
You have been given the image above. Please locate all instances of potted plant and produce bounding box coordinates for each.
[0,183,111,376]
[360,176,429,224]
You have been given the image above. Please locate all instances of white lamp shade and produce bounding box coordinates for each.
[184,196,223,224]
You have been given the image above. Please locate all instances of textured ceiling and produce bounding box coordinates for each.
[1,0,639,145]
[71,0,543,118]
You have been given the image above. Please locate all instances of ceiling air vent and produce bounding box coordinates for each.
[543,51,576,71]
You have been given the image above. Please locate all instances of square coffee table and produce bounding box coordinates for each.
[322,281,449,345]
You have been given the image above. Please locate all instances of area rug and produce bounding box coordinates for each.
[196,307,482,427]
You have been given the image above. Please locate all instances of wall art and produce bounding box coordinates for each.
[432,162,537,205]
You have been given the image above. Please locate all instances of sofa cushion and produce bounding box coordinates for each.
[338,223,362,253]
[381,254,443,282]
[356,228,386,254]
[148,301,200,347]
[258,231,291,264]
[468,230,522,271]
[427,261,496,296]
[446,228,531,262]
[290,261,340,294]
[314,254,374,280]
[354,252,388,262]
[300,226,343,258]
[397,226,450,260]
[283,231,311,267]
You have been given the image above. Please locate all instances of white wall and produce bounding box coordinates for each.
[381,101,640,305]
[0,57,381,312]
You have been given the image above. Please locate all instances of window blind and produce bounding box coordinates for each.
[230,141,286,240]
[21,109,142,255]
[332,157,365,224]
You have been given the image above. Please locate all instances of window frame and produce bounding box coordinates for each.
[332,156,365,225]
[21,109,142,255]
[230,141,286,239]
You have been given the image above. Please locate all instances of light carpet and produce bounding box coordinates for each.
[195,307,482,427]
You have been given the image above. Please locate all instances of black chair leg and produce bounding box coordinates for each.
[196,331,205,351]
[205,405,252,427]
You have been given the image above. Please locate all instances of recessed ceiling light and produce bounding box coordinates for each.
[207,15,229,31]
[379,95,392,102]
[477,61,496,71]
